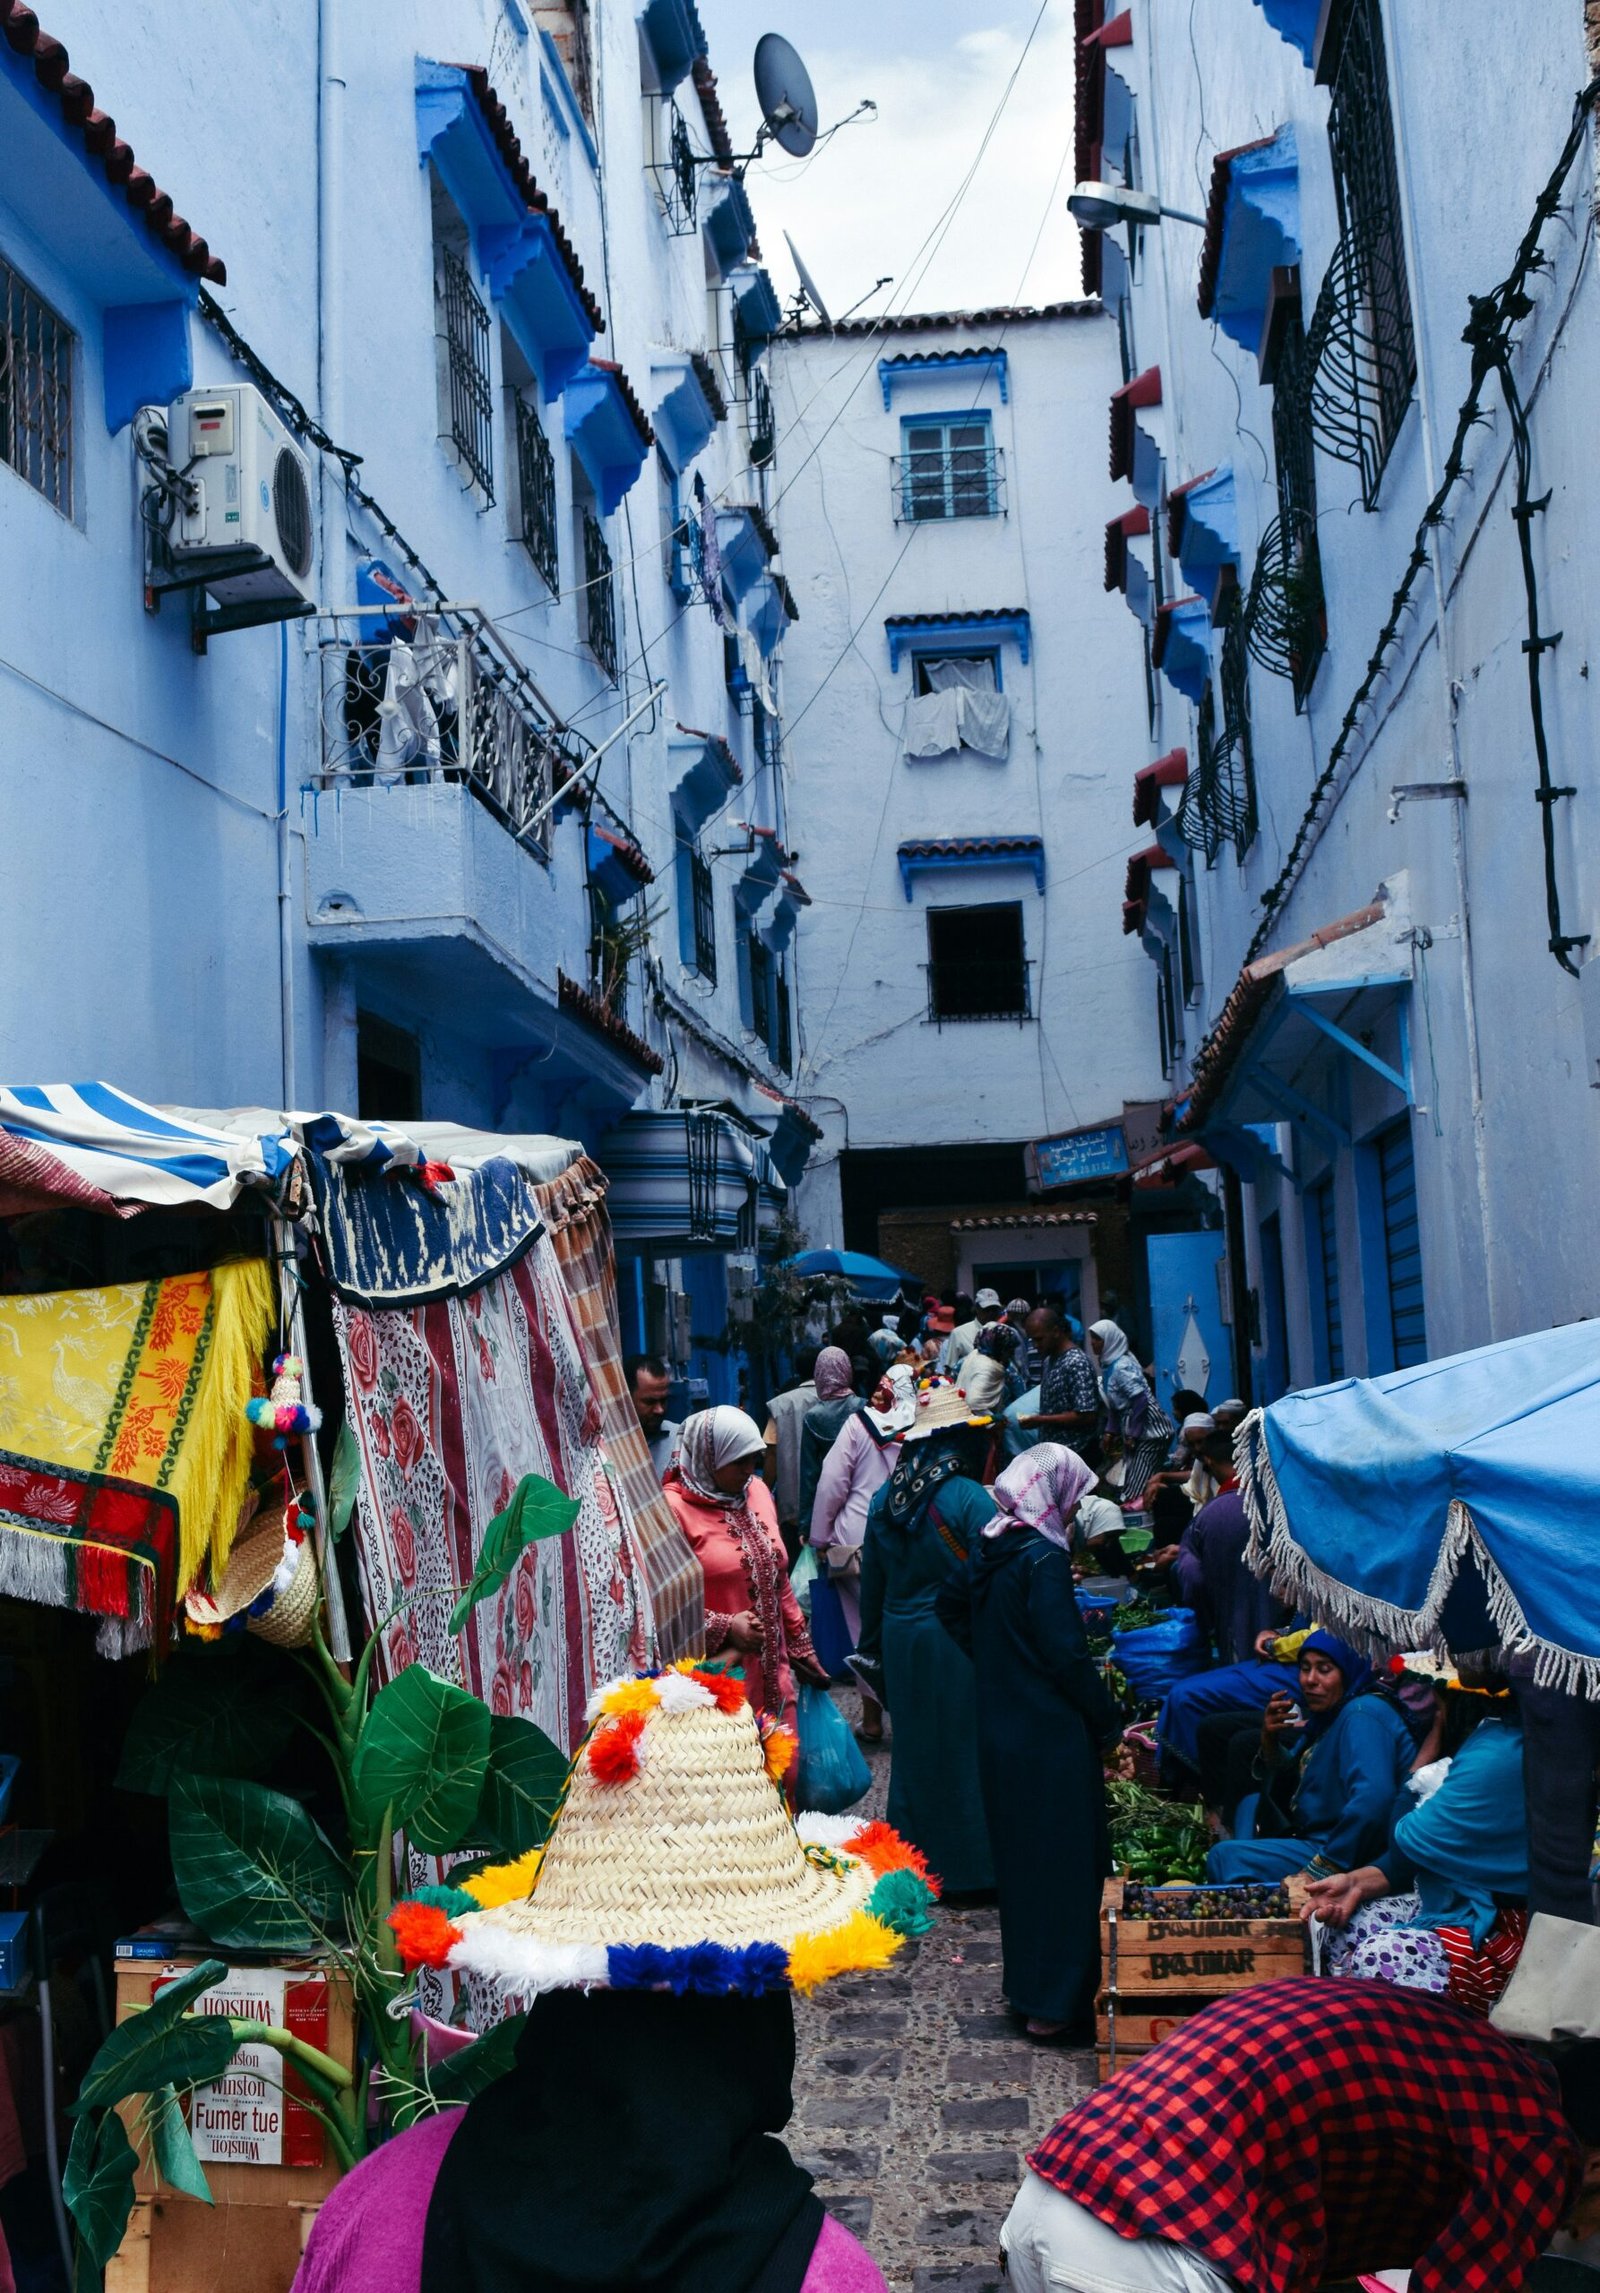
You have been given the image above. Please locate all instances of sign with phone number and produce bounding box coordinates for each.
[1032,1122,1129,1188]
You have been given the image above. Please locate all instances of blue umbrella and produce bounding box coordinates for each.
[784,1248,925,1302]
[1239,1320,1600,1690]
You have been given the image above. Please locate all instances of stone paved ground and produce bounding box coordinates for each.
[791,1695,1095,2293]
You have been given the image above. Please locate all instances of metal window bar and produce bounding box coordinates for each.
[924,957,1034,1026]
[1217,597,1258,859]
[438,243,495,499]
[895,439,1005,523]
[774,969,793,1073]
[1312,0,1416,508]
[647,99,699,234]
[1254,306,1327,710]
[685,1109,721,1242]
[690,843,717,983]
[583,507,618,678]
[515,396,558,592]
[747,367,775,466]
[0,255,72,515]
[747,932,772,1039]
[317,607,560,860]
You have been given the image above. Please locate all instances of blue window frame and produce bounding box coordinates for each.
[1306,1174,1344,1382]
[899,412,1000,522]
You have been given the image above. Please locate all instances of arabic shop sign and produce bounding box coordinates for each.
[1030,1121,1130,1190]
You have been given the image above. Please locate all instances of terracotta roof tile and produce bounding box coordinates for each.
[2,4,225,281]
[883,608,1028,631]
[691,54,735,166]
[460,64,604,333]
[802,301,1102,338]
[558,972,665,1074]
[689,348,727,422]
[1105,503,1150,592]
[899,834,1043,859]
[1132,746,1188,826]
[1109,365,1161,482]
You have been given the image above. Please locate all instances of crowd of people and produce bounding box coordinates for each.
[299,1297,1600,2293]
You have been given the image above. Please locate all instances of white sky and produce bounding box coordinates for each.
[691,0,1084,321]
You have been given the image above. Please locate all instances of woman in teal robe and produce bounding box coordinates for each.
[855,1402,996,1894]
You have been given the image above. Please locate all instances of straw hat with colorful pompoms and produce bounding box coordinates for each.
[388,1664,939,1997]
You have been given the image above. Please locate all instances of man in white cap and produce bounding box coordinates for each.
[940,1287,1003,1376]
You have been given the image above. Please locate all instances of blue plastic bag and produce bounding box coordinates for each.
[807,1573,855,1680]
[1111,1609,1207,1701]
[795,1681,871,1815]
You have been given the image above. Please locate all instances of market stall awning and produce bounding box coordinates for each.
[0,1083,296,1213]
[1240,1319,1600,1689]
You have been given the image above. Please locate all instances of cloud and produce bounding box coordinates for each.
[719,8,1083,320]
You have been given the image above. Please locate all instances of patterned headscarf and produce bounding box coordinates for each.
[881,1423,989,1533]
[983,1444,1096,1552]
[864,1363,918,1439]
[813,1346,855,1400]
[675,1407,766,1506]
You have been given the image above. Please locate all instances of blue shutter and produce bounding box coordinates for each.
[1307,1176,1344,1381]
[1377,1121,1427,1367]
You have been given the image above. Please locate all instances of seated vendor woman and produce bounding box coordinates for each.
[1304,1660,1529,2014]
[1206,1629,1413,1883]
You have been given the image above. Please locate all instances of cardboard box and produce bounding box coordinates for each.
[1096,1876,1309,2081]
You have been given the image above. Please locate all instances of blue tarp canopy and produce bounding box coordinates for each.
[785,1248,923,1302]
[1239,1321,1600,1691]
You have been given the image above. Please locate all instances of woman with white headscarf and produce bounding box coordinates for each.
[809,1365,917,1742]
[1086,1319,1174,1506]
[664,1408,828,1759]
[938,1447,1118,2040]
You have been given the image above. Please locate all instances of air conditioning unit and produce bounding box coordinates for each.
[167,384,315,608]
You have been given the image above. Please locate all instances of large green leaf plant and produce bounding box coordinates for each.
[67,1473,579,2286]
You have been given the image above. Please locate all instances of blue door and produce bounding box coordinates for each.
[1144,1230,1229,1410]
[1257,1212,1290,1405]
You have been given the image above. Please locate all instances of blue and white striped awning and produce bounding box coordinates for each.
[599,1109,765,1252]
[0,1084,297,1212]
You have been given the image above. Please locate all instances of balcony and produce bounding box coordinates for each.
[891,446,1006,524]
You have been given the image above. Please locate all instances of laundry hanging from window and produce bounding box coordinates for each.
[899,654,1010,763]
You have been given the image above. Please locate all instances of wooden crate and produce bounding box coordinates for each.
[110,1956,353,2292]
[1096,1876,1309,2082]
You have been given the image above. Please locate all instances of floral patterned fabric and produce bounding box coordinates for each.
[334,1238,645,1754]
[1323,1895,1527,2016]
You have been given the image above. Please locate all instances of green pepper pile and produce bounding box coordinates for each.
[1106,1777,1211,1884]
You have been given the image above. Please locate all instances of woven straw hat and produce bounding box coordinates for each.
[388,1668,940,1998]
[184,1491,290,1626]
[903,1379,989,1442]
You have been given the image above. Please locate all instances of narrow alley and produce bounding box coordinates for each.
[791,1702,1092,2293]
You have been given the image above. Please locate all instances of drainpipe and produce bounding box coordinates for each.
[306,0,347,1107]
[277,622,296,1105]
[1377,0,1498,1340]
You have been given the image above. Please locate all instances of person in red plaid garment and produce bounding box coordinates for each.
[1002,1976,1600,2293]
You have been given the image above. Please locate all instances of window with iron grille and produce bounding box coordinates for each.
[1178,640,1256,867]
[747,366,775,466]
[773,965,793,1073]
[1251,298,1327,711]
[690,841,717,983]
[514,394,558,591]
[0,255,72,517]
[1156,942,1179,1073]
[436,241,495,499]
[1311,0,1415,507]
[898,415,1002,522]
[925,902,1032,1024]
[746,929,772,1040]
[1217,596,1257,857]
[583,506,618,678]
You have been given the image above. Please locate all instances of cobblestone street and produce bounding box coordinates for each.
[791,1699,1094,2292]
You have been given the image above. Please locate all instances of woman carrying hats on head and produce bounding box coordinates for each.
[302,1668,938,2293]
[663,1407,829,1753]
[937,1447,1119,2041]
[809,1365,918,1743]
[851,1380,998,1894]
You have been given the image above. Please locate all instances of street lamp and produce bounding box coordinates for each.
[1067,181,1206,230]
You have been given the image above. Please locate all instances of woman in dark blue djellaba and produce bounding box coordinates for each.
[853,1381,997,1895]
[938,1446,1118,2041]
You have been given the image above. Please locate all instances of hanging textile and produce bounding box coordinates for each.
[0,1258,275,1649]
[334,1239,643,1752]
[305,1148,548,1310]
[695,475,727,628]
[531,1156,703,1664]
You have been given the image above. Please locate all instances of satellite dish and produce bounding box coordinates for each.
[754,33,819,158]
[783,231,833,327]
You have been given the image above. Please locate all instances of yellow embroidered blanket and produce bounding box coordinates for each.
[0,1257,274,1598]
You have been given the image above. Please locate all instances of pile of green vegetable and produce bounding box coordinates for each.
[1106,1777,1210,1884]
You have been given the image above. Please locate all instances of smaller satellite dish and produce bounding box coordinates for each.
[754,33,819,158]
[783,231,833,327]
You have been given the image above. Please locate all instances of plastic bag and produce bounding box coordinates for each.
[789,1543,819,1606]
[1110,1608,1207,1701]
[795,1682,871,1815]
[807,1573,854,1680]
